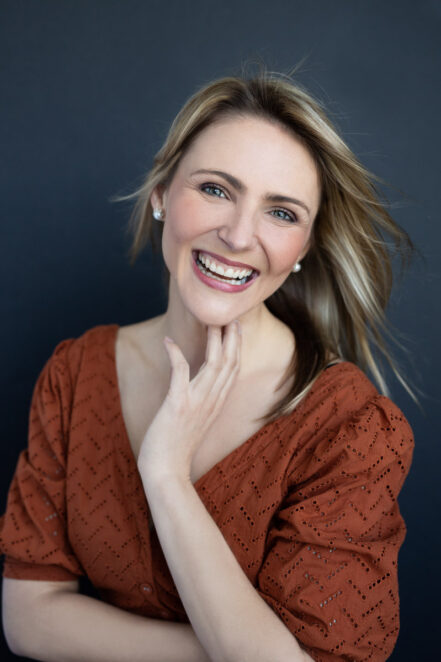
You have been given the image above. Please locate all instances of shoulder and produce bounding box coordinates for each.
[28,324,119,448]
[298,360,410,429]
[306,360,377,414]
[35,323,119,406]
[48,323,119,371]
[282,361,414,485]
[41,317,164,406]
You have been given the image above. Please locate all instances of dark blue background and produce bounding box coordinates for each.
[1,1,440,659]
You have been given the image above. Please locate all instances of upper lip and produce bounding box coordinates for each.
[195,249,259,272]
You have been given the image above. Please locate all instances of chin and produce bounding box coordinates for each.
[174,273,267,328]
[182,296,245,328]
[192,308,239,328]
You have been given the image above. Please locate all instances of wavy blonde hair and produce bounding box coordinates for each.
[123,71,414,420]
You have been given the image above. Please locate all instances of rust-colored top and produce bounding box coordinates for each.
[0,324,413,661]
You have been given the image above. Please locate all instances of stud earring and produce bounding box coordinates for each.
[153,208,164,221]
[292,262,302,273]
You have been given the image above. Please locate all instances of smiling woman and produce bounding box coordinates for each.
[0,71,414,662]
[152,115,320,332]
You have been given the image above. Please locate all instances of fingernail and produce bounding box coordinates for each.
[164,336,174,344]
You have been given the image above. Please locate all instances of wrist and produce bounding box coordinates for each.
[138,459,191,491]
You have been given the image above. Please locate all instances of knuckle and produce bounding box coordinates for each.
[206,355,222,371]
[226,350,237,365]
[223,355,237,373]
[169,395,188,416]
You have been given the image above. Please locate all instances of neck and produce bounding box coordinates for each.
[158,282,291,380]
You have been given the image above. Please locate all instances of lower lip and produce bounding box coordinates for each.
[191,252,258,293]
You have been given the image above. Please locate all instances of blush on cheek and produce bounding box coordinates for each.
[166,188,226,243]
[166,193,207,238]
[270,236,308,277]
[161,207,199,278]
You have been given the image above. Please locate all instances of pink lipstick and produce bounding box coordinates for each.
[191,251,259,293]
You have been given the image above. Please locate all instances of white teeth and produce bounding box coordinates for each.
[197,252,254,280]
[202,266,246,285]
[196,259,250,285]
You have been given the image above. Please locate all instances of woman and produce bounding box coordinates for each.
[0,72,414,661]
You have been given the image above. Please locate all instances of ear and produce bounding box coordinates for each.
[150,185,168,212]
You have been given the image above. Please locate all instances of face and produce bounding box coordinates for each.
[152,114,321,327]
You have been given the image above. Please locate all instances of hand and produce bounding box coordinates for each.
[137,321,241,483]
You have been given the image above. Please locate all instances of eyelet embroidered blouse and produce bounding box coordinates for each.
[0,324,414,661]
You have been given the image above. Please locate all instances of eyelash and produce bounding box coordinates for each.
[199,182,298,224]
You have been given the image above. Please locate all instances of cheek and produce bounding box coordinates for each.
[165,194,216,244]
[161,195,215,270]
[267,231,308,275]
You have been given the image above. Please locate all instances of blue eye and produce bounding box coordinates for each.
[271,208,297,223]
[201,183,227,198]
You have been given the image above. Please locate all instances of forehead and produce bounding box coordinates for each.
[176,114,321,207]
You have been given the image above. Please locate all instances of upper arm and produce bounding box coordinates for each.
[2,576,79,654]
[0,340,85,653]
[255,395,414,661]
[0,339,84,581]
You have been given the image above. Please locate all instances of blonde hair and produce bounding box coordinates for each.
[123,71,415,420]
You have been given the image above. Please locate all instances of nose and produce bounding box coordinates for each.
[217,206,258,253]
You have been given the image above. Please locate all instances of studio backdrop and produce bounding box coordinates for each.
[1,1,440,660]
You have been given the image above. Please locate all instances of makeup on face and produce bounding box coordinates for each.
[191,249,260,293]
[155,115,321,326]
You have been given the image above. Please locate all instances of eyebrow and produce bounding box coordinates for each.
[191,168,311,216]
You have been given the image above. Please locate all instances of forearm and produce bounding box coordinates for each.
[4,583,210,662]
[142,473,310,662]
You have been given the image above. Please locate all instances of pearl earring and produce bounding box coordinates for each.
[153,208,164,221]
[292,262,302,273]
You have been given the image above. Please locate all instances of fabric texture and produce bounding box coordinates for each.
[0,324,414,661]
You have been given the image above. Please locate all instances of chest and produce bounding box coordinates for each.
[117,364,288,485]
[66,355,299,618]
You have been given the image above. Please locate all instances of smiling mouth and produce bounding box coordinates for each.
[193,250,258,286]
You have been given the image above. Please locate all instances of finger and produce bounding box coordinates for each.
[212,362,240,418]
[163,337,190,398]
[195,326,223,388]
[203,321,240,403]
[205,326,222,366]
[203,325,241,427]
[190,326,221,395]
[192,324,231,394]
[224,320,241,367]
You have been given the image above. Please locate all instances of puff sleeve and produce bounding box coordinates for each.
[255,395,413,661]
[0,339,84,581]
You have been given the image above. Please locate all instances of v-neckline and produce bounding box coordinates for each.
[107,323,343,495]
